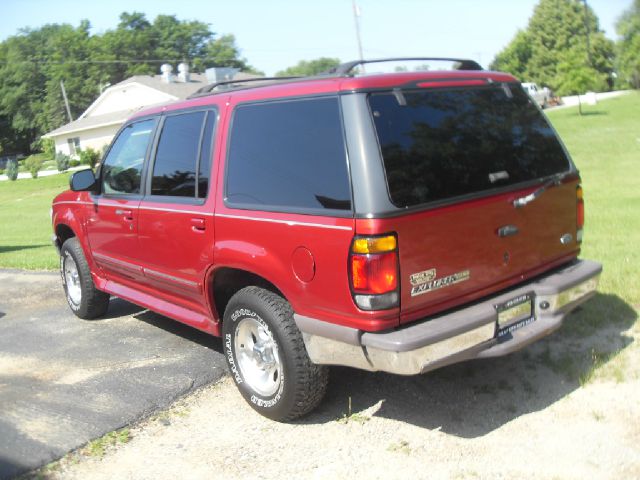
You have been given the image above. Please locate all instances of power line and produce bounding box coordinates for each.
[0,58,235,65]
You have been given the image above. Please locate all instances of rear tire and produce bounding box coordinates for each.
[222,286,328,421]
[60,237,110,319]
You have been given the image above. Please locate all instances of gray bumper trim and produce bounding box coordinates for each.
[295,259,602,375]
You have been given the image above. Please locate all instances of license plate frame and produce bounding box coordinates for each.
[496,292,535,339]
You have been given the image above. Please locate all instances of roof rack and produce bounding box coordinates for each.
[188,76,302,99]
[324,57,483,76]
[187,57,484,99]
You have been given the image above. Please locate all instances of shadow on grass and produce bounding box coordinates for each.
[300,293,636,437]
[579,111,608,116]
[0,244,49,254]
[561,109,608,117]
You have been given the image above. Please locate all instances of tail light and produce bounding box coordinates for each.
[349,234,399,311]
[576,185,584,243]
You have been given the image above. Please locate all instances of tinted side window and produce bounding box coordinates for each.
[102,119,154,195]
[226,97,351,213]
[198,112,215,199]
[151,111,206,197]
[369,86,570,208]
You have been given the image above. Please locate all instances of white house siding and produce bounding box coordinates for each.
[53,124,120,157]
[43,71,213,158]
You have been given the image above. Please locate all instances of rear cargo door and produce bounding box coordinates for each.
[367,84,580,323]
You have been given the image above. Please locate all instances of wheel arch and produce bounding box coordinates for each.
[54,223,76,251]
[207,266,286,325]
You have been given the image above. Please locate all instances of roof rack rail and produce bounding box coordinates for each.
[188,76,303,99]
[324,57,483,76]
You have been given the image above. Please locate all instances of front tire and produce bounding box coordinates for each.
[60,237,110,319]
[222,287,328,421]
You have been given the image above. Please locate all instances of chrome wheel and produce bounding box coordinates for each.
[63,253,82,306]
[234,317,282,397]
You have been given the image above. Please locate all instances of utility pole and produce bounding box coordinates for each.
[352,0,365,69]
[60,80,73,122]
[582,0,592,66]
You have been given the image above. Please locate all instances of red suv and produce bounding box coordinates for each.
[52,58,601,421]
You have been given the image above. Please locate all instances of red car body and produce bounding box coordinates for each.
[52,63,601,419]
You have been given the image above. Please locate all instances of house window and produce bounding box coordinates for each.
[67,137,81,155]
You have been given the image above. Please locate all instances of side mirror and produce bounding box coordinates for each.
[70,169,97,192]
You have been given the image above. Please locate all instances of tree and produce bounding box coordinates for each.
[276,58,341,77]
[491,0,614,95]
[0,12,259,155]
[615,0,640,88]
[490,30,532,80]
[555,56,608,95]
[200,34,261,74]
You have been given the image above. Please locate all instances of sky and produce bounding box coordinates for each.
[1,0,633,76]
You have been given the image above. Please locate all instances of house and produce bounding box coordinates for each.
[43,64,252,156]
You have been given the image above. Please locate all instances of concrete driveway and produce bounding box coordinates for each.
[0,270,226,479]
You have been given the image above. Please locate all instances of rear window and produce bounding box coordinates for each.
[369,85,570,208]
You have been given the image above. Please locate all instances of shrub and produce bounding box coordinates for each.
[69,159,81,167]
[0,168,4,175]
[79,147,100,169]
[56,152,70,172]
[42,138,56,160]
[30,138,54,158]
[6,158,18,181]
[24,155,45,178]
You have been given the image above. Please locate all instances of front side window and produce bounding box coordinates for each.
[226,97,351,213]
[101,119,154,195]
[369,85,571,208]
[151,111,211,198]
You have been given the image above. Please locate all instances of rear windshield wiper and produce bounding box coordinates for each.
[512,172,570,208]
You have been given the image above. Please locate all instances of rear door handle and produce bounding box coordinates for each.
[115,209,134,221]
[191,218,206,232]
[497,225,519,237]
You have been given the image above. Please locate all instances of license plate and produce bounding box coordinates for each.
[496,293,534,338]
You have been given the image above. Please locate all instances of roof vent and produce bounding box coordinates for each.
[160,64,174,83]
[177,63,190,83]
[205,67,240,84]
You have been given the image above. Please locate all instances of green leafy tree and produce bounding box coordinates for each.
[491,0,614,95]
[152,15,211,62]
[0,12,259,157]
[556,56,608,95]
[276,57,341,77]
[201,34,261,74]
[490,30,532,79]
[615,0,640,88]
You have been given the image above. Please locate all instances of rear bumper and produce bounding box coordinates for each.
[295,259,602,375]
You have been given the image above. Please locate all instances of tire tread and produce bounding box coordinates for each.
[226,286,328,421]
[61,238,110,319]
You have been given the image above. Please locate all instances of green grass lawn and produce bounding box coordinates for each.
[546,92,640,308]
[0,173,71,270]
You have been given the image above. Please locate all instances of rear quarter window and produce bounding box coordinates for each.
[225,97,352,215]
[369,85,571,208]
